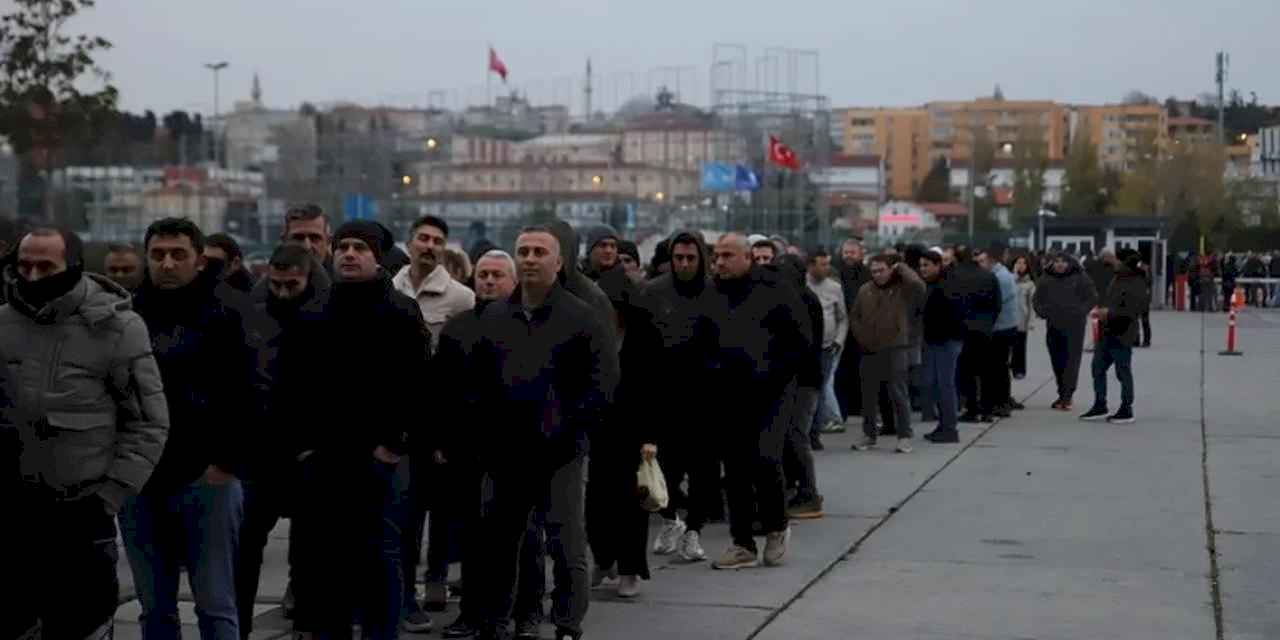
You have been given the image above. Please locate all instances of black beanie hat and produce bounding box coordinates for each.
[618,240,640,265]
[334,220,384,262]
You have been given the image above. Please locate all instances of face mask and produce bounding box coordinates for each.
[17,265,83,308]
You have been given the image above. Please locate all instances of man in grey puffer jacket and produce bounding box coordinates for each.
[0,227,169,640]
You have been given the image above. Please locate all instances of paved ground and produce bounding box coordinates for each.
[111,310,1280,639]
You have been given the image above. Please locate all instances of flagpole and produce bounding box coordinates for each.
[486,45,492,107]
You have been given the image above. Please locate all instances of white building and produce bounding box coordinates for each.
[811,154,885,222]
[1259,125,1280,179]
[876,200,941,239]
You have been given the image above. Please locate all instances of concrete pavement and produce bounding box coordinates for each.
[110,310,1280,639]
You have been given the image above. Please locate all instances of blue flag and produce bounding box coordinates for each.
[701,162,735,192]
[735,164,761,191]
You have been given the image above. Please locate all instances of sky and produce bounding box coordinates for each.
[58,0,1280,117]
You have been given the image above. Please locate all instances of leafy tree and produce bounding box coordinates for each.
[914,156,951,202]
[0,0,117,221]
[1062,132,1103,215]
[1010,124,1047,225]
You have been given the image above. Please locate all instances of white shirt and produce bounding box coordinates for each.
[392,264,475,351]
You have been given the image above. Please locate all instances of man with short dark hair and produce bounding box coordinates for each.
[1,227,169,640]
[806,248,847,436]
[392,213,474,628]
[708,233,811,570]
[950,246,1003,423]
[1080,250,1148,424]
[235,243,328,639]
[126,218,259,640]
[751,239,777,266]
[919,250,966,443]
[104,242,145,292]
[850,254,926,453]
[834,238,869,424]
[282,203,332,266]
[473,227,616,640]
[205,233,256,293]
[978,248,1019,417]
[289,220,431,639]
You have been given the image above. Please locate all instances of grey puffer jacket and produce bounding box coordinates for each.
[0,271,169,513]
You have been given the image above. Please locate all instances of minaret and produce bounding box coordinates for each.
[251,73,262,108]
[583,58,593,121]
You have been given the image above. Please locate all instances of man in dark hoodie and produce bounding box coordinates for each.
[1033,252,1098,411]
[549,219,618,350]
[126,218,259,639]
[641,230,720,562]
[1,227,168,640]
[234,243,329,639]
[948,246,1003,423]
[707,233,811,570]
[1080,250,1149,424]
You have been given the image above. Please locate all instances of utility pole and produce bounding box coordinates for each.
[205,61,229,167]
[1216,51,1228,145]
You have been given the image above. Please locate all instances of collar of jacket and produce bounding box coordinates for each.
[394,263,452,297]
[507,282,565,322]
[3,267,87,324]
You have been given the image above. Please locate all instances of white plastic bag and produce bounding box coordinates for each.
[637,458,669,512]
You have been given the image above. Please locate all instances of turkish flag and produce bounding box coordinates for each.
[488,47,508,82]
[768,135,801,170]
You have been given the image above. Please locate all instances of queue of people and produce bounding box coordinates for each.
[1,207,1151,640]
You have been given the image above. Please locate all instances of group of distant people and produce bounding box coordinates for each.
[1,209,1151,640]
[1174,250,1280,311]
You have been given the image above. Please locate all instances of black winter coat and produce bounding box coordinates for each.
[131,272,261,493]
[923,271,968,345]
[1034,258,1099,329]
[324,274,431,458]
[472,284,618,471]
[946,262,1002,336]
[1101,265,1150,346]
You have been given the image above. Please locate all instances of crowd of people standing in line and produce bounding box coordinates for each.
[1,207,1149,640]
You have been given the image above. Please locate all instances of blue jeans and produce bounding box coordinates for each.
[1091,336,1134,410]
[811,345,843,432]
[119,477,245,640]
[922,341,964,432]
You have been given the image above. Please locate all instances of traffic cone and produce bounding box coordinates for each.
[1219,305,1244,357]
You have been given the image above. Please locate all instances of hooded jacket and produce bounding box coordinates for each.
[0,271,169,513]
[775,255,824,390]
[709,265,813,418]
[1101,263,1150,347]
[640,231,718,379]
[549,219,619,351]
[1033,254,1099,328]
[132,270,261,493]
[851,263,927,353]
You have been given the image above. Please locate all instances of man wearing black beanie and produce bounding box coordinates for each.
[287,219,433,638]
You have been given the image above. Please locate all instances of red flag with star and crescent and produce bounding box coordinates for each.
[488,47,508,82]
[768,135,801,170]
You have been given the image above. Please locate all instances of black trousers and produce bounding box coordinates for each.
[236,476,293,640]
[1010,330,1029,378]
[656,429,720,533]
[1046,320,1087,401]
[481,456,589,638]
[834,336,864,418]
[990,329,1017,408]
[784,386,820,498]
[2,490,119,640]
[723,385,792,551]
[1138,312,1152,345]
[958,331,999,415]
[585,445,651,579]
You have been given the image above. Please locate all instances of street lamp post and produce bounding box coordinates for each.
[1037,207,1057,252]
[204,61,229,166]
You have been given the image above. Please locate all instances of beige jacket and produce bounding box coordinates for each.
[393,264,475,351]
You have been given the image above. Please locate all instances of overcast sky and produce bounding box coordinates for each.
[68,0,1280,116]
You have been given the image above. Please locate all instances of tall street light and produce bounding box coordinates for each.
[205,61,229,166]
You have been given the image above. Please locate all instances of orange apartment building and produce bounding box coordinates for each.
[835,107,930,201]
[1078,103,1167,171]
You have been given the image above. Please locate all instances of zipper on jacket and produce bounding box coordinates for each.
[37,334,68,417]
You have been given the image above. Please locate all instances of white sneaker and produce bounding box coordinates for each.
[895,438,913,454]
[617,575,640,598]
[763,526,791,567]
[652,518,686,555]
[677,529,706,562]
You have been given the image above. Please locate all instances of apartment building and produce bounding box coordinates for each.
[833,107,929,201]
[1079,103,1167,171]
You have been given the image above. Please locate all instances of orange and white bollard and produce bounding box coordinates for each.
[1219,289,1245,357]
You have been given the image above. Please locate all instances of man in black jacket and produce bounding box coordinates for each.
[919,250,967,443]
[234,243,329,639]
[774,254,826,519]
[834,238,869,423]
[1033,253,1098,411]
[472,226,616,640]
[949,246,1003,423]
[288,221,431,639]
[708,233,812,571]
[204,232,257,294]
[125,218,259,640]
[1080,251,1149,424]
[642,230,720,562]
[434,249,518,639]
